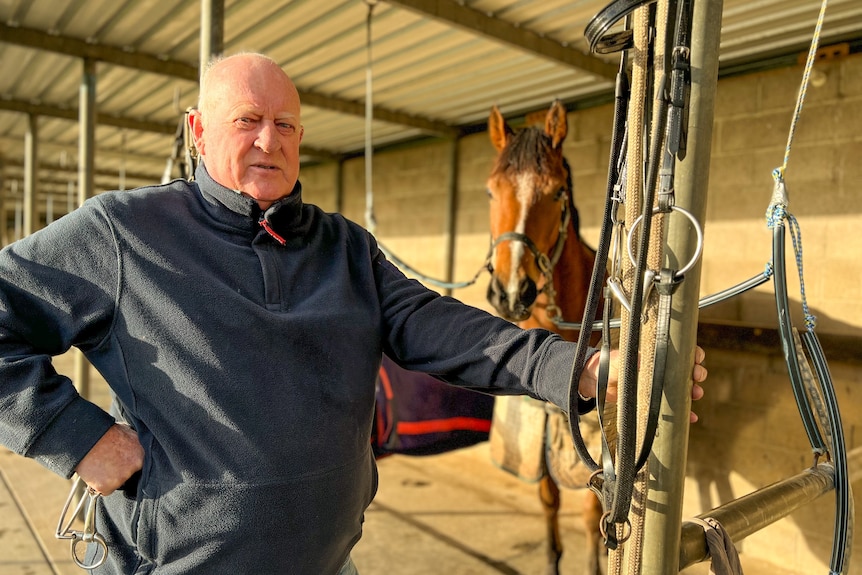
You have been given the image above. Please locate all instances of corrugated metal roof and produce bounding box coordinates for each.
[1,0,860,204]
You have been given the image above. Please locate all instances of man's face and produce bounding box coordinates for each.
[191,57,304,209]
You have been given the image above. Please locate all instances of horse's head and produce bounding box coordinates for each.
[485,100,573,323]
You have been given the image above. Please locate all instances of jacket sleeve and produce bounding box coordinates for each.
[0,200,118,478]
[370,242,596,414]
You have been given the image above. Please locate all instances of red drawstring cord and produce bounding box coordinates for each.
[259,217,287,246]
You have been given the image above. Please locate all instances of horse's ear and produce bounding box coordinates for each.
[544,100,568,149]
[488,105,513,152]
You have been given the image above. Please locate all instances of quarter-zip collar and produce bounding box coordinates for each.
[194,163,309,242]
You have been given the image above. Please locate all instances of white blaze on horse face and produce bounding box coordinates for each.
[506,172,535,309]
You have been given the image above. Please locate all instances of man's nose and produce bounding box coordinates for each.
[255,120,282,154]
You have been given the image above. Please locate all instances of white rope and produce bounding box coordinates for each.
[767,0,828,332]
[772,0,829,183]
[364,0,378,235]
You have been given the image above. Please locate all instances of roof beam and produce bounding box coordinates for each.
[0,23,199,81]
[0,23,457,137]
[0,98,177,135]
[0,99,345,161]
[387,0,619,81]
[299,92,458,137]
[0,134,168,165]
[4,158,158,182]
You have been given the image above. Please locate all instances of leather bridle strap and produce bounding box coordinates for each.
[801,329,853,574]
[487,193,571,306]
[633,268,681,470]
[772,223,826,454]
[584,0,659,54]
[773,217,852,575]
[567,49,632,477]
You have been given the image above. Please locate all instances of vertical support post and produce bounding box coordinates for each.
[78,58,96,209]
[0,155,6,246]
[13,182,21,241]
[200,0,225,76]
[640,0,723,572]
[23,114,38,237]
[335,160,345,214]
[76,57,97,400]
[443,137,460,297]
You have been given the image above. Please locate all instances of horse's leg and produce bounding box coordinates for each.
[538,474,562,575]
[583,489,605,575]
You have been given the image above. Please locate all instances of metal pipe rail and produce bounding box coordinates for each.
[678,463,836,570]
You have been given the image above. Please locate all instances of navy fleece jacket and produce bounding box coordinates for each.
[0,164,591,574]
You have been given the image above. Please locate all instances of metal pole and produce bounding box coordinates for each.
[200,0,225,77]
[678,463,835,569]
[23,114,38,237]
[443,137,460,297]
[0,155,5,246]
[335,160,345,214]
[78,59,96,209]
[75,57,97,400]
[640,0,723,572]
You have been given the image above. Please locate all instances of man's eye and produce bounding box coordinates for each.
[278,123,296,134]
[236,117,254,127]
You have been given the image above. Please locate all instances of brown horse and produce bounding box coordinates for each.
[486,100,606,575]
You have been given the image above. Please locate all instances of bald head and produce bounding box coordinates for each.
[189,52,305,209]
[198,53,301,123]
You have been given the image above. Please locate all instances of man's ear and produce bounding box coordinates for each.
[188,109,205,155]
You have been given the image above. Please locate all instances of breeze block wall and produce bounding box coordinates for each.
[300,49,862,574]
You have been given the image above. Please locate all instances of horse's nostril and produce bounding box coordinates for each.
[520,278,537,306]
[487,278,507,304]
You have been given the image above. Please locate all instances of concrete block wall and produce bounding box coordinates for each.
[704,53,862,336]
[299,50,862,573]
[690,54,862,572]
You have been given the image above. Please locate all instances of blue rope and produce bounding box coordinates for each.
[787,212,817,331]
[766,177,816,332]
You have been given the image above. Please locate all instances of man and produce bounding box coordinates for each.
[0,53,705,574]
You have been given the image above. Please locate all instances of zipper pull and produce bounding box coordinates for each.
[259,216,287,246]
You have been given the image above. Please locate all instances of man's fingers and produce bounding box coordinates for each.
[75,424,144,496]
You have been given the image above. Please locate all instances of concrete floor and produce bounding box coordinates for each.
[1,440,803,575]
[0,352,798,574]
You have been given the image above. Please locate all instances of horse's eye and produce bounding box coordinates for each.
[554,187,566,201]
[486,188,493,198]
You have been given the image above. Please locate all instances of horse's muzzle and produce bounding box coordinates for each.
[486,275,537,322]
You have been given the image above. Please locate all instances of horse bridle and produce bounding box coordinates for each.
[486,190,571,319]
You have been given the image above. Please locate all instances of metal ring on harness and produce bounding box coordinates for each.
[55,477,109,570]
[626,205,703,279]
[600,511,632,549]
[71,535,108,570]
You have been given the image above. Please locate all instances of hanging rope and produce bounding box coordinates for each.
[765,2,852,572]
[361,0,488,290]
[766,0,828,332]
[364,0,378,236]
[771,0,829,184]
